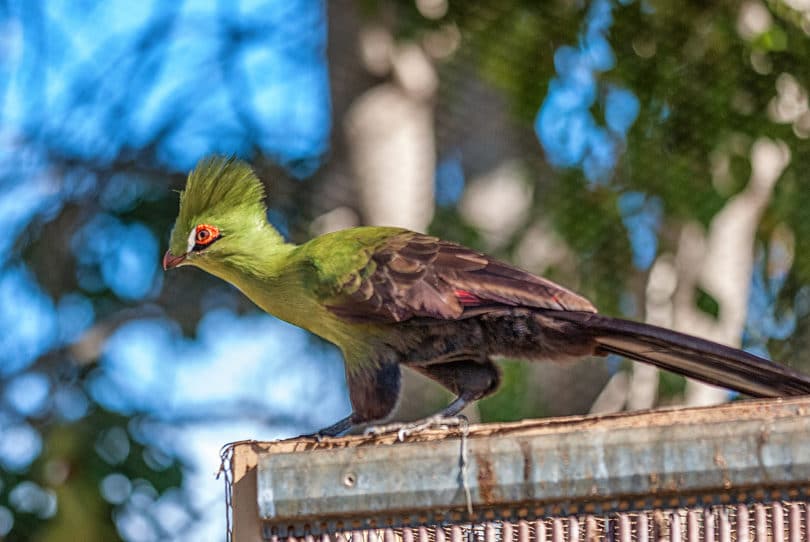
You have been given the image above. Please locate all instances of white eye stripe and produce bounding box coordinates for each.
[186,228,197,253]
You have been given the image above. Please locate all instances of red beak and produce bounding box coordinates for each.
[162,250,186,270]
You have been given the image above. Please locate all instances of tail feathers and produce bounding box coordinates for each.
[552,312,810,398]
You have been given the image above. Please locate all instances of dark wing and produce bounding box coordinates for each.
[325,231,596,323]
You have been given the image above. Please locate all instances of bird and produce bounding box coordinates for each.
[163,156,810,436]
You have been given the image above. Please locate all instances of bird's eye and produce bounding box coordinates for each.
[192,224,220,250]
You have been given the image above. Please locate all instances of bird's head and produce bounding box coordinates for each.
[163,156,270,272]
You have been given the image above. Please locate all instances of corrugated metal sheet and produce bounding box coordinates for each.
[227,398,810,541]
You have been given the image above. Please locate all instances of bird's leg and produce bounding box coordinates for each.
[412,357,501,404]
[438,394,470,417]
[364,357,502,439]
[302,358,500,440]
[297,362,403,440]
[306,393,470,440]
[365,394,471,440]
[296,413,367,439]
[309,415,355,439]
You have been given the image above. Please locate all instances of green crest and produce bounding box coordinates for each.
[168,156,267,255]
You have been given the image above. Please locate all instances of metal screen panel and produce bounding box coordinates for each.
[269,503,809,542]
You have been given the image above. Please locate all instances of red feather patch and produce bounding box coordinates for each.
[454,288,481,306]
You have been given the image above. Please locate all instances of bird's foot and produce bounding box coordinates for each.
[291,431,327,443]
[293,415,355,441]
[364,414,468,442]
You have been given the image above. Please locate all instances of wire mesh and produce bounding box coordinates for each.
[264,502,810,542]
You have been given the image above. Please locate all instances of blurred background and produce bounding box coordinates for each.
[1,0,810,539]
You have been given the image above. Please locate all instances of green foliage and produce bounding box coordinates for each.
[478,361,541,422]
[695,287,720,319]
[658,370,688,400]
[427,208,485,250]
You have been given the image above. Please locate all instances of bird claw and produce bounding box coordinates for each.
[364,415,468,441]
[287,431,325,442]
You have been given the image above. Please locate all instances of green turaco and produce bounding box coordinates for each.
[163,156,810,436]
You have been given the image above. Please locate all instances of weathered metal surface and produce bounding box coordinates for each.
[225,398,810,539]
[257,399,810,531]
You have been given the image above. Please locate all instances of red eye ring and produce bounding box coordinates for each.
[194,224,220,246]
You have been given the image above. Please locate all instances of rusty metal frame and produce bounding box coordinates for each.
[228,397,810,541]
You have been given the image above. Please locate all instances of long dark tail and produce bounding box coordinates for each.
[551,311,810,397]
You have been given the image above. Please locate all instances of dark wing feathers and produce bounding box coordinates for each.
[321,231,810,398]
[326,231,595,323]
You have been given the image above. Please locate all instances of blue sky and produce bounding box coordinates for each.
[536,0,640,185]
